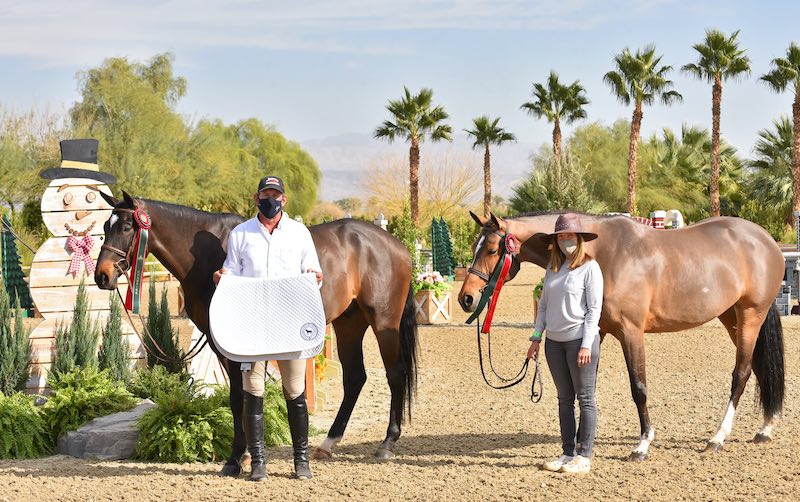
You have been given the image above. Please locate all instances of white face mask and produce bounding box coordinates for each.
[558,239,577,255]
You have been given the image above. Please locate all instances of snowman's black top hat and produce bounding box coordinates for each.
[39,139,117,185]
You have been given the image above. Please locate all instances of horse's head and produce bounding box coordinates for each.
[95,190,141,290]
[457,211,520,312]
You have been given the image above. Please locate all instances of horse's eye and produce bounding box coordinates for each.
[123,223,133,231]
[487,249,498,255]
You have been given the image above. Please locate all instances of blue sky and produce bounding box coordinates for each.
[1,0,798,182]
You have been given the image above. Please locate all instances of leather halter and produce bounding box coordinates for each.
[100,208,136,272]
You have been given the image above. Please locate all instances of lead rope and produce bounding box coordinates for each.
[467,233,542,402]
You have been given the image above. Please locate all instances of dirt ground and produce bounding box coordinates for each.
[2,263,799,501]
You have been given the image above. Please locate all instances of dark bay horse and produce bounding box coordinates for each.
[94,192,418,470]
[459,211,785,461]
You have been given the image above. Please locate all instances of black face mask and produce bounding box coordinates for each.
[258,197,282,218]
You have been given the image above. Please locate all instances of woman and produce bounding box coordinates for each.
[526,213,603,474]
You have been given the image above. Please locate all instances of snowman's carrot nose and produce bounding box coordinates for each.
[75,210,92,220]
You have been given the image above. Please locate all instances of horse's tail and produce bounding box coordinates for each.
[752,303,785,420]
[398,282,419,424]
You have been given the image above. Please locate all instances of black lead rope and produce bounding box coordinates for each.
[473,301,543,403]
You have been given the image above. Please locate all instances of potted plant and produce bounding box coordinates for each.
[532,277,544,320]
[413,271,453,324]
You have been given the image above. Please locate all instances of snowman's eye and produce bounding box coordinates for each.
[85,192,96,203]
[63,193,73,206]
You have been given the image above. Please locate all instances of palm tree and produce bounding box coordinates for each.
[682,29,751,217]
[748,116,793,223]
[375,86,453,224]
[604,45,683,215]
[520,71,589,160]
[761,42,800,218]
[464,116,516,216]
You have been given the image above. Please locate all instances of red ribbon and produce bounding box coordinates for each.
[480,234,516,334]
[67,234,95,276]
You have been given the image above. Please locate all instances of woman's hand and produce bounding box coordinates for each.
[527,340,541,360]
[577,347,591,367]
[213,267,227,285]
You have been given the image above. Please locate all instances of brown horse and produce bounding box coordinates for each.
[94,192,418,473]
[459,211,785,461]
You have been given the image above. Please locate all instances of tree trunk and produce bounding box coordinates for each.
[792,91,800,224]
[483,143,491,216]
[409,138,420,225]
[627,104,643,215]
[710,77,722,217]
[552,118,562,161]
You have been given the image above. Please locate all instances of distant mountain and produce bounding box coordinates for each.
[300,133,538,202]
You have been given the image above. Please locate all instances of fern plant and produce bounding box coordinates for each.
[136,381,233,463]
[0,392,50,459]
[0,287,31,395]
[98,293,131,382]
[127,364,192,400]
[44,366,137,441]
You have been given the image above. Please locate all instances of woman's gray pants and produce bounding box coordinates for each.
[544,336,600,457]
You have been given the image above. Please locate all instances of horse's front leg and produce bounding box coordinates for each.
[620,330,654,461]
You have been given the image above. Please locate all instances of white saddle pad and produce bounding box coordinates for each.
[209,273,326,362]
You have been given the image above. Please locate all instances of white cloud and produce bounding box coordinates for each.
[0,0,680,67]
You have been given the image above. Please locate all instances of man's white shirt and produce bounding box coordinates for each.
[223,214,322,280]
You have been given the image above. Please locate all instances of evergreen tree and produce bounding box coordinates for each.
[98,293,131,382]
[50,279,100,380]
[144,279,183,373]
[1,214,33,313]
[0,287,31,395]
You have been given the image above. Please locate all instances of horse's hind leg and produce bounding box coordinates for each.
[313,308,369,460]
[372,324,407,460]
[704,307,763,453]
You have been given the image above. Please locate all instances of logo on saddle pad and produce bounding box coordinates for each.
[300,323,318,341]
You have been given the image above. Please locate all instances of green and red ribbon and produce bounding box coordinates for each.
[124,209,152,314]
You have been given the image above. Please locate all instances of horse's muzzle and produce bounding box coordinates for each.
[460,294,477,312]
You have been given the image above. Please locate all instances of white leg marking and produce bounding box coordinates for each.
[633,428,655,454]
[710,401,736,445]
[757,423,774,438]
[318,436,341,453]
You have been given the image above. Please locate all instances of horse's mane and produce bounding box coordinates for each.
[135,198,245,224]
[506,210,617,220]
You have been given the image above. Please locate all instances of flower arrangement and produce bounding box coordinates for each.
[414,271,452,299]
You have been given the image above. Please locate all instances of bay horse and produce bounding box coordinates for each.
[459,211,785,461]
[94,191,418,471]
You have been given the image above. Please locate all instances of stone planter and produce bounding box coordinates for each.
[414,289,452,324]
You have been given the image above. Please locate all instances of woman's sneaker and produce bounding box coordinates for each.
[559,455,591,474]
[541,455,574,472]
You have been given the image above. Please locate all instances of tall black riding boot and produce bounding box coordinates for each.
[243,392,267,481]
[286,392,312,480]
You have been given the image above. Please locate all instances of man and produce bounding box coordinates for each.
[213,175,323,481]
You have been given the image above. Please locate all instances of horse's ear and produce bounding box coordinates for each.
[469,211,485,227]
[122,191,136,208]
[489,212,503,230]
[99,190,118,208]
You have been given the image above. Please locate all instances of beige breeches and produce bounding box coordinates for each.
[242,359,307,400]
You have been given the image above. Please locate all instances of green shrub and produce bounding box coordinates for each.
[0,392,50,458]
[144,280,183,373]
[98,293,132,382]
[207,381,293,447]
[127,364,192,400]
[50,280,100,378]
[44,367,137,440]
[136,382,233,463]
[0,287,31,395]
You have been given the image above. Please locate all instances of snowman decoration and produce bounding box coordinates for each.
[26,139,138,389]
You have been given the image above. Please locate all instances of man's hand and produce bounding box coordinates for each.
[213,267,227,285]
[307,269,323,284]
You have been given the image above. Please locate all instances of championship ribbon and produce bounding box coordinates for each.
[124,209,152,314]
[480,234,516,334]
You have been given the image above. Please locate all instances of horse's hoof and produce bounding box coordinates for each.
[752,433,772,444]
[703,441,723,454]
[626,451,647,462]
[374,448,394,460]
[219,462,242,477]
[312,447,333,460]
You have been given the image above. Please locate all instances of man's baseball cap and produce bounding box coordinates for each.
[257,175,285,193]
